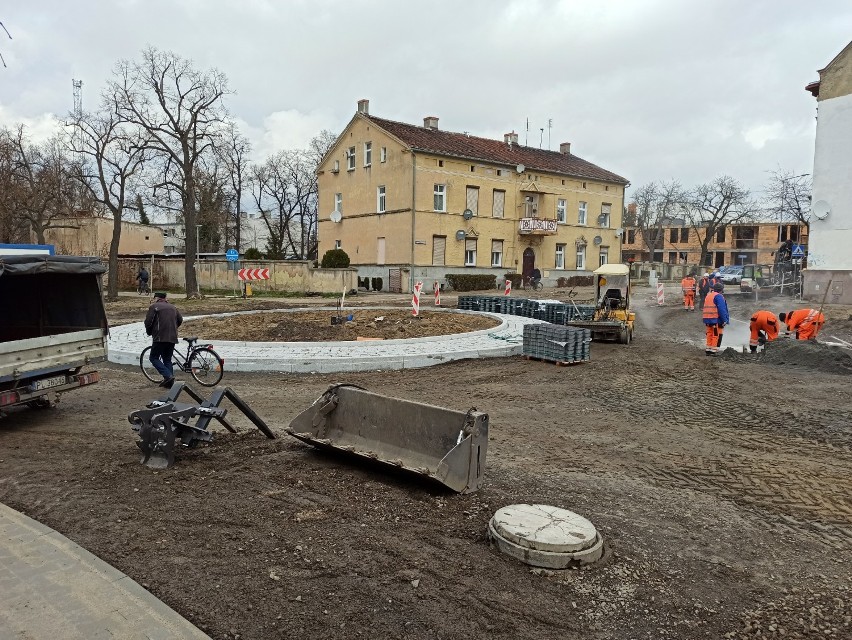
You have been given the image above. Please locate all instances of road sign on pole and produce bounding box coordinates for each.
[226,248,239,262]
[791,244,805,258]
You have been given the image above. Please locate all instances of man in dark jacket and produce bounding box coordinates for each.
[144,292,183,387]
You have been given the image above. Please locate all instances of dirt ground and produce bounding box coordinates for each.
[182,309,500,342]
[2,285,851,639]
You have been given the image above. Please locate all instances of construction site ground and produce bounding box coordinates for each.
[1,285,851,640]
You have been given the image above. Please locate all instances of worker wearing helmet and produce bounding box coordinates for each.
[681,272,697,311]
[698,273,711,308]
[702,281,729,355]
[779,309,825,341]
[748,310,780,353]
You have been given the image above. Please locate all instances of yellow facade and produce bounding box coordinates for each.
[317,108,627,281]
[45,217,165,257]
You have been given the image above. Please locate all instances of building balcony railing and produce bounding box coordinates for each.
[518,217,558,235]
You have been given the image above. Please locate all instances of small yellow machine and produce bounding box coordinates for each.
[566,264,635,344]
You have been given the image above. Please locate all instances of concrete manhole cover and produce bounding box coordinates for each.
[488,503,604,568]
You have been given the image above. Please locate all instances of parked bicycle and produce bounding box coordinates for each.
[140,337,224,387]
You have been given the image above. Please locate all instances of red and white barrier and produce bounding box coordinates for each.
[656,283,665,306]
[505,279,512,296]
[434,281,441,306]
[412,281,423,316]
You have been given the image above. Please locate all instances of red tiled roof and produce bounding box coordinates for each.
[365,115,629,185]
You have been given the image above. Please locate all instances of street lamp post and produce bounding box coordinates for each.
[196,224,202,256]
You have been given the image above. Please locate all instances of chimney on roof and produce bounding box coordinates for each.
[504,131,519,146]
[423,116,439,130]
[357,99,370,115]
[559,142,571,155]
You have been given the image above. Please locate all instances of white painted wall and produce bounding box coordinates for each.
[809,92,852,270]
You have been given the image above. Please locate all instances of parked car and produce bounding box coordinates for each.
[720,265,744,285]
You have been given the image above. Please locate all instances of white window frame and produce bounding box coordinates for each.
[556,198,567,224]
[434,184,446,212]
[492,189,505,218]
[334,193,342,213]
[464,239,477,266]
[334,240,341,249]
[380,146,387,163]
[555,244,566,269]
[347,147,355,171]
[599,246,609,267]
[599,203,611,228]
[377,185,386,213]
[576,245,586,270]
[364,142,372,167]
[578,201,587,225]
[491,240,503,267]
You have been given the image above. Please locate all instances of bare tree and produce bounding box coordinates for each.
[69,101,149,300]
[630,180,684,260]
[4,126,80,243]
[216,122,251,252]
[0,130,30,243]
[110,47,230,297]
[682,176,758,266]
[764,168,811,231]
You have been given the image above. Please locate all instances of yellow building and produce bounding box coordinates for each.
[44,217,165,257]
[317,100,629,290]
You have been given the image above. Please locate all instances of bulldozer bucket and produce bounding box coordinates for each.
[287,384,489,493]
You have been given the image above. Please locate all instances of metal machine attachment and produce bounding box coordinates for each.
[287,384,489,493]
[128,382,276,469]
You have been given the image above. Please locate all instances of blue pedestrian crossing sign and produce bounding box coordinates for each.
[791,244,805,258]
[226,248,239,262]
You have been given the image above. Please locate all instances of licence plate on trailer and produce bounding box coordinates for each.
[31,375,68,391]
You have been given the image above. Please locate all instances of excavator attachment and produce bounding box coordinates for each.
[287,384,489,493]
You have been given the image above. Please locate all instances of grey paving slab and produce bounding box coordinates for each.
[109,306,543,374]
[0,503,209,640]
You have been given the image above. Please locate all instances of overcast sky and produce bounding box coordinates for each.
[2,0,850,200]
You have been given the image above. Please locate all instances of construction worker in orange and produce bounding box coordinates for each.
[748,310,780,353]
[681,271,697,311]
[702,281,729,355]
[779,309,826,341]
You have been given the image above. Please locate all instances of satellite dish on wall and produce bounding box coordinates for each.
[593,236,603,245]
[462,209,473,220]
[455,230,466,241]
[516,164,525,174]
[812,200,831,220]
[330,211,342,223]
[615,228,625,237]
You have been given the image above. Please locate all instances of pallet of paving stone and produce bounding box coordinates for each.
[522,324,591,363]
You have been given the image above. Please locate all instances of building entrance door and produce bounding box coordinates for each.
[522,248,535,279]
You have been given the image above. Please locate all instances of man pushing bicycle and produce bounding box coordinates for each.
[144,292,183,388]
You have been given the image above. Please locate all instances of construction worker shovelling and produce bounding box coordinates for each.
[681,272,697,311]
[779,309,826,341]
[748,310,780,353]
[702,281,729,356]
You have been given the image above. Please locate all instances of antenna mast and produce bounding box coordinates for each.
[547,118,552,150]
[72,79,83,118]
[525,118,529,146]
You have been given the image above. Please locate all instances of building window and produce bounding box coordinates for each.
[605,185,609,191]
[364,142,372,167]
[335,193,342,213]
[716,227,726,242]
[491,240,503,267]
[380,146,387,163]
[599,204,611,227]
[582,182,587,189]
[466,186,479,215]
[492,190,505,218]
[333,160,340,172]
[524,195,539,217]
[347,147,355,171]
[497,169,503,176]
[576,245,586,270]
[670,228,678,243]
[434,184,446,212]
[578,201,587,225]
[377,186,386,213]
[556,199,567,223]
[335,240,341,249]
[680,227,689,243]
[464,238,477,266]
[599,247,609,266]
[627,229,636,244]
[438,159,444,167]
[470,165,475,172]
[555,244,566,269]
[432,236,446,266]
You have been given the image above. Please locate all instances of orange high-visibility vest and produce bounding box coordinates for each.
[681,276,696,293]
[702,292,720,321]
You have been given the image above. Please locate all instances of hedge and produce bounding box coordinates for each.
[556,275,594,288]
[445,273,497,292]
[320,248,351,268]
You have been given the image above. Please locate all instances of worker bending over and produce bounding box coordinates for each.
[702,281,729,355]
[681,272,697,310]
[748,310,780,353]
[780,309,825,341]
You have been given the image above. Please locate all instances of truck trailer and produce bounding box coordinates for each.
[0,255,108,412]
